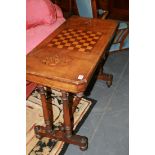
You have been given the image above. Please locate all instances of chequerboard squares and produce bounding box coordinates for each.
[47,29,102,52]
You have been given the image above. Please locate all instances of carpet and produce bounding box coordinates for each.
[26,89,95,155]
[109,22,129,54]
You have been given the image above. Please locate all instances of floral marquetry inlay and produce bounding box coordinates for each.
[41,54,72,66]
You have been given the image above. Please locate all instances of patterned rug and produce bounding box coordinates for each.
[26,89,95,155]
[109,22,129,54]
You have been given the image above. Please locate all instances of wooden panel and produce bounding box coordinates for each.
[108,0,129,21]
[51,0,74,18]
[97,0,109,10]
[112,0,129,9]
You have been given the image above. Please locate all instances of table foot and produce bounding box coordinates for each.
[34,125,88,150]
[97,73,113,87]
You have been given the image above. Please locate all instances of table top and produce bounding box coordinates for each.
[26,16,118,93]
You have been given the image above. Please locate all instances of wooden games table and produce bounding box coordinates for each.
[26,16,118,150]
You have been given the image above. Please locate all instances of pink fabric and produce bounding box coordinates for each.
[26,0,56,29]
[26,18,65,54]
[26,0,65,98]
[54,4,63,18]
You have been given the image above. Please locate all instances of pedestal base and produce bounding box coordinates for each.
[34,125,88,151]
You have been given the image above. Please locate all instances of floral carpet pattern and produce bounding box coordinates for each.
[26,89,94,155]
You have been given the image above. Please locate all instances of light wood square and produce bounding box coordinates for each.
[81,32,86,36]
[59,37,65,40]
[57,45,63,48]
[71,31,76,34]
[55,42,61,45]
[68,46,74,50]
[74,34,79,37]
[90,41,96,44]
[62,30,67,33]
[64,43,71,47]
[83,43,89,46]
[76,45,82,48]
[87,31,92,34]
[87,38,93,41]
[94,36,99,40]
[69,38,75,42]
[62,40,68,43]
[90,34,96,37]
[84,35,89,39]
[52,39,58,42]
[80,40,86,43]
[77,37,82,40]
[66,36,72,39]
[97,32,102,35]
[68,29,73,31]
[64,33,70,36]
[86,46,93,50]
[72,42,78,45]
[79,48,85,52]
[58,34,63,37]
[77,30,82,33]
[47,43,53,47]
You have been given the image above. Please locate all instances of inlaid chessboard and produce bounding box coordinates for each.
[47,28,103,52]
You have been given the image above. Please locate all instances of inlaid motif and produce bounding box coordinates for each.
[47,29,103,52]
[41,54,71,66]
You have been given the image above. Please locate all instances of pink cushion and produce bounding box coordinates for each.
[26,0,56,29]
[54,4,63,18]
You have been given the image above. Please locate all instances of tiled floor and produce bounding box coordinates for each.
[65,50,129,155]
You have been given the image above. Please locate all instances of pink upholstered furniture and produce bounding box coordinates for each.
[26,0,65,98]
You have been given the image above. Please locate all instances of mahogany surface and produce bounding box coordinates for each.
[26,16,118,150]
[27,16,118,93]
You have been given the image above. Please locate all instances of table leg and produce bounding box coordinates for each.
[97,62,113,87]
[34,85,53,139]
[61,91,88,150]
[62,91,72,138]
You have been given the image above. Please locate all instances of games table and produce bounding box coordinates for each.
[26,16,118,150]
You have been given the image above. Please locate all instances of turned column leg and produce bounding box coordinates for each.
[37,85,53,133]
[62,91,72,138]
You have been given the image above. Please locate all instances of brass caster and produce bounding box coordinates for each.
[59,123,65,131]
[79,137,88,151]
[79,143,88,151]
[34,126,41,132]
[34,126,42,139]
[106,81,112,88]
